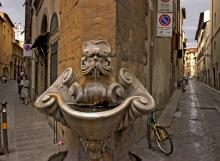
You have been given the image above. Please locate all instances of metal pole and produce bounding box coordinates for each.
[0,104,3,154]
[1,102,8,154]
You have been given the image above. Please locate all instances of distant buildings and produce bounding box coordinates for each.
[194,1,220,89]
[0,11,25,80]
[184,48,197,77]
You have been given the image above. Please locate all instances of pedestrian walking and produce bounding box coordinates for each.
[17,72,24,98]
[20,75,29,105]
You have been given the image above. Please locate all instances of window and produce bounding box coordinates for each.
[50,13,58,34]
[214,12,216,28]
[214,41,216,52]
[41,15,47,34]
[34,0,44,15]
[50,41,58,85]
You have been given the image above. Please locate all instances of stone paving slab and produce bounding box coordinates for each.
[28,144,68,161]
[128,138,165,161]
[157,89,182,128]
[0,81,55,161]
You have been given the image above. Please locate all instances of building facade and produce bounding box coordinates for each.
[0,12,24,80]
[184,48,197,77]
[210,0,220,89]
[0,12,14,79]
[25,0,185,160]
[195,10,210,83]
[24,0,60,103]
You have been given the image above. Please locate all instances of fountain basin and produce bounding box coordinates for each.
[34,67,155,160]
[36,93,154,141]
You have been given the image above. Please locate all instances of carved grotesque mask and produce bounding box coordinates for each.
[81,40,111,78]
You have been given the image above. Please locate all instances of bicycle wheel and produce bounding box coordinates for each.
[154,126,173,155]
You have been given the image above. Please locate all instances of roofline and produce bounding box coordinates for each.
[0,15,5,22]
[195,12,204,40]
[0,11,15,27]
[3,13,15,27]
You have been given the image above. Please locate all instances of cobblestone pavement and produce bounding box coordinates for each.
[1,80,220,161]
[0,81,54,161]
[151,80,220,161]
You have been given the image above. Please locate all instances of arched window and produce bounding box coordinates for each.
[41,14,47,34]
[50,13,58,33]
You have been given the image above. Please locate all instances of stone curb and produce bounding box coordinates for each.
[199,82,220,95]
[157,89,182,128]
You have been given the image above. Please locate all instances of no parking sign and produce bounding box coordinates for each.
[157,13,173,37]
[23,44,32,57]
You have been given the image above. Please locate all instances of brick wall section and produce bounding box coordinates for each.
[59,0,116,88]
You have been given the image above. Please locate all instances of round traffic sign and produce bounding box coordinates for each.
[24,44,31,51]
[159,14,171,26]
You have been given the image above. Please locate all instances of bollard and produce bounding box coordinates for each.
[1,102,8,154]
[0,106,3,155]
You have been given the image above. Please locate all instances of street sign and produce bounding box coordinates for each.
[158,0,173,12]
[23,44,32,57]
[157,13,173,37]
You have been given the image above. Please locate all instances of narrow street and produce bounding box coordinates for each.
[0,80,220,161]
[157,80,220,161]
[0,81,54,161]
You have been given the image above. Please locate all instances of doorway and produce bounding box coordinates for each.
[213,68,216,87]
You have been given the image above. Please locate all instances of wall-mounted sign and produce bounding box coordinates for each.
[23,44,32,57]
[158,0,173,12]
[157,13,173,37]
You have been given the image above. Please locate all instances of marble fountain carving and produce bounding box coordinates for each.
[34,40,155,160]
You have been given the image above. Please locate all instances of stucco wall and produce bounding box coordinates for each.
[0,12,14,79]
[210,0,220,89]
[152,39,171,106]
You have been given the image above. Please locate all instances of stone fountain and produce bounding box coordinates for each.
[34,40,155,160]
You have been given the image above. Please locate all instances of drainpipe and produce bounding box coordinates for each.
[149,0,156,95]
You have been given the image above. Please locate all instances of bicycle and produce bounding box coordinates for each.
[146,108,173,156]
[177,80,185,92]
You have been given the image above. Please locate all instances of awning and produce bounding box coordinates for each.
[32,32,50,48]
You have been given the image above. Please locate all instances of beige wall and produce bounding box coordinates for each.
[31,0,60,99]
[210,0,220,88]
[11,41,25,80]
[0,12,14,79]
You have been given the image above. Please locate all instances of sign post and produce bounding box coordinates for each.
[158,0,173,12]
[23,44,32,57]
[157,13,173,37]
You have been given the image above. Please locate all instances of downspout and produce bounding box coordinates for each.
[149,0,156,95]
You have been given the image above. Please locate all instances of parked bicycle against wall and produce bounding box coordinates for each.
[177,80,185,92]
[146,108,173,156]
[183,77,188,85]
